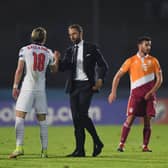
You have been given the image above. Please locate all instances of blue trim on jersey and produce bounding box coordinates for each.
[19,54,23,57]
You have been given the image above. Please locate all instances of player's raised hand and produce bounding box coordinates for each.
[54,50,61,62]
[50,50,61,73]
[108,92,116,104]
[12,88,20,100]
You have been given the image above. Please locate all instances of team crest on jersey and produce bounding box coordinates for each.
[142,60,152,71]
[142,63,148,71]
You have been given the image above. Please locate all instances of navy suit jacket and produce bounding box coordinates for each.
[59,41,108,93]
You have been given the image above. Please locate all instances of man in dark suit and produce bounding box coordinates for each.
[58,24,108,157]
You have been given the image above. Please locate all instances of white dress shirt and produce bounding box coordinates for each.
[74,40,88,81]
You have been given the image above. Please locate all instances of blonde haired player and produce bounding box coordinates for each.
[108,36,163,152]
[9,27,60,158]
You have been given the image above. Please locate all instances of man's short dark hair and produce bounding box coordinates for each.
[137,36,152,44]
[68,24,83,33]
[31,27,47,43]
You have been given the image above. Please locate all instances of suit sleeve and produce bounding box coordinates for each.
[58,48,73,72]
[94,45,109,81]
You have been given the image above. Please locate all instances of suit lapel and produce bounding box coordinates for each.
[83,42,89,72]
[83,42,87,60]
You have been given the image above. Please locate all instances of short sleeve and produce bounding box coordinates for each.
[120,58,131,73]
[18,47,25,61]
[48,49,55,65]
[153,57,161,73]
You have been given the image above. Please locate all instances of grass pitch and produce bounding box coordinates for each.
[0,125,168,168]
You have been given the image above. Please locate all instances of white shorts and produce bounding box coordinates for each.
[16,90,48,114]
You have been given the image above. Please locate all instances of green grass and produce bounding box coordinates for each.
[0,125,168,168]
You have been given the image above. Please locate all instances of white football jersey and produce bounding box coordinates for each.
[18,43,54,91]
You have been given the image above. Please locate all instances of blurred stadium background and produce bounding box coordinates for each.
[0,1,168,167]
[0,0,168,126]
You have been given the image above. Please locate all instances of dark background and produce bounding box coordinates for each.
[1,0,168,92]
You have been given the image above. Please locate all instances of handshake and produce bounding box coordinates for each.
[50,50,61,73]
[53,50,61,64]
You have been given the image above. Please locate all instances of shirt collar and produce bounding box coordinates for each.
[75,40,84,47]
[137,52,149,58]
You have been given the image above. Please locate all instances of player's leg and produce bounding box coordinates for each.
[142,115,152,152]
[8,111,26,158]
[9,90,33,159]
[117,94,138,152]
[35,91,48,158]
[142,96,156,152]
[36,114,48,158]
[117,114,135,152]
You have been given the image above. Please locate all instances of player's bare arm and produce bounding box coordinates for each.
[12,60,24,100]
[108,70,125,104]
[145,71,163,100]
[50,50,60,73]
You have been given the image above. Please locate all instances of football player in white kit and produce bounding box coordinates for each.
[9,27,60,159]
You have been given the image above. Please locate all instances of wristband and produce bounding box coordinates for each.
[13,84,18,89]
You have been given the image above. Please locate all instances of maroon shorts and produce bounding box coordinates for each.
[127,81,157,117]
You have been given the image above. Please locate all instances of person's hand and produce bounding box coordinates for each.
[144,92,153,100]
[108,92,116,104]
[12,88,20,100]
[92,79,103,91]
[54,50,61,63]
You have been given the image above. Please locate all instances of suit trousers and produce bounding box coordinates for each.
[70,80,101,152]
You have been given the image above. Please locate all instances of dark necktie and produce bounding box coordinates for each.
[72,45,78,64]
[72,45,78,78]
